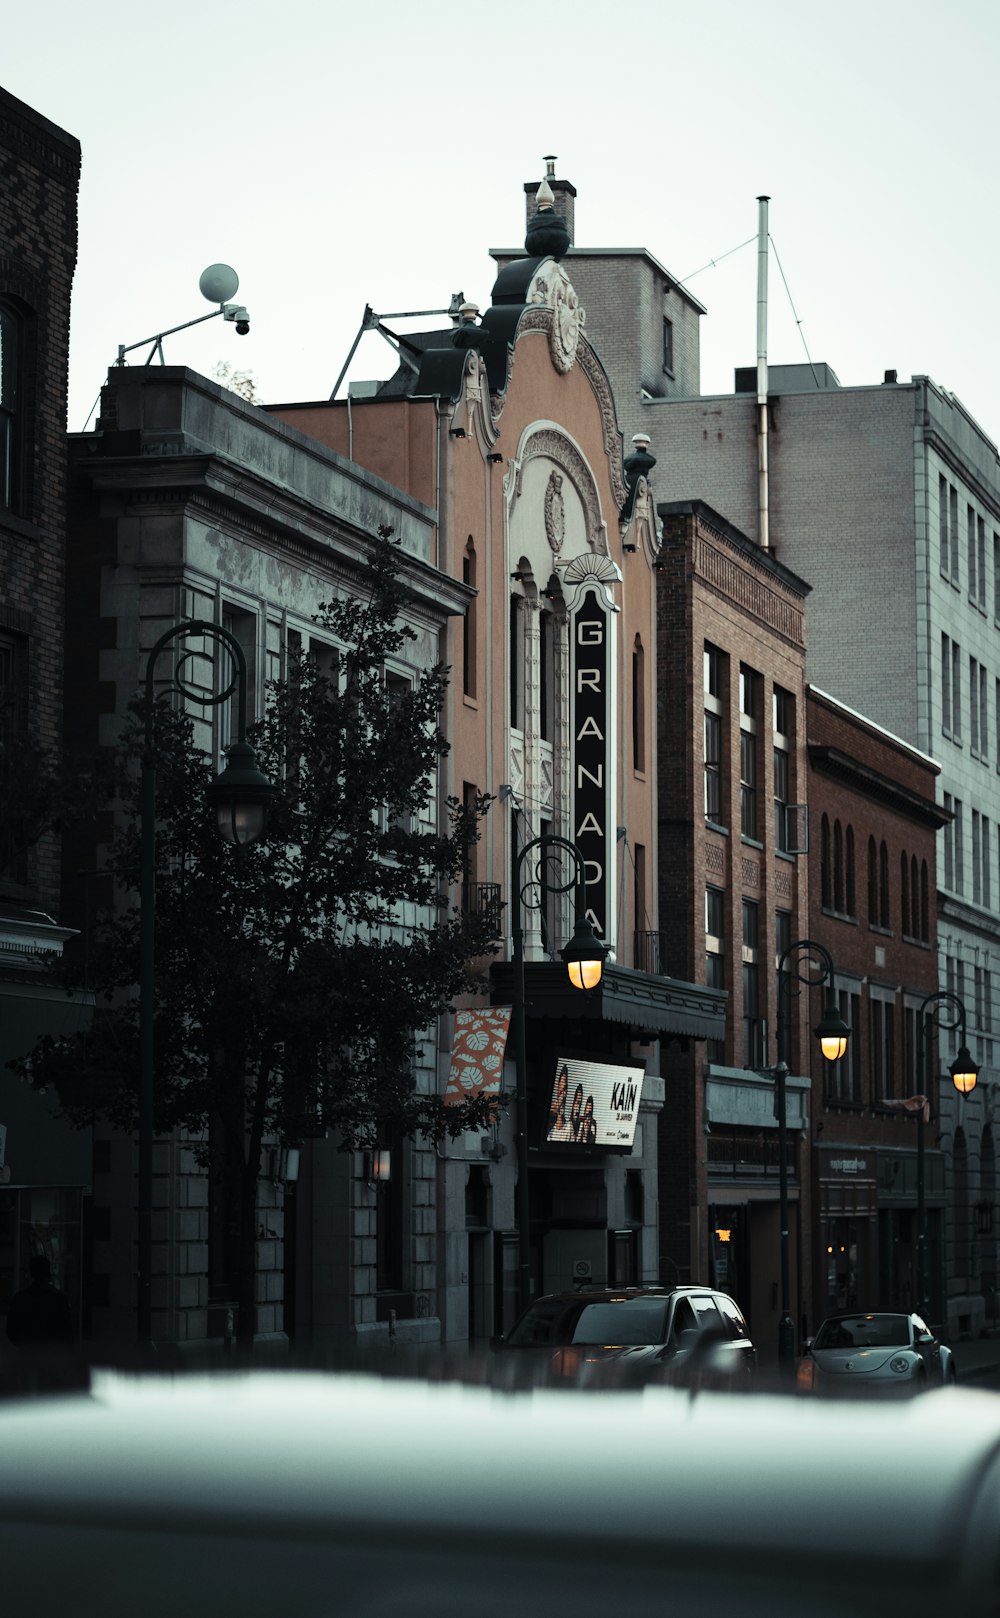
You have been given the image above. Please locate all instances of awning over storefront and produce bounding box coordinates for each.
[489,962,725,1042]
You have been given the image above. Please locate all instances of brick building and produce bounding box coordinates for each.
[805,686,946,1323]
[653,498,811,1361]
[0,87,87,1332]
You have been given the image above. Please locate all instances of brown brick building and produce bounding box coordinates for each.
[654,498,812,1362]
[806,685,947,1323]
[0,87,86,1329]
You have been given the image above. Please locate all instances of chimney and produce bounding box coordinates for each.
[524,154,576,245]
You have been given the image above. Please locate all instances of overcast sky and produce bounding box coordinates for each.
[6,0,1000,442]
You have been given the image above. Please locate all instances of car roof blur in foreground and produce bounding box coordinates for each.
[1,1372,999,1618]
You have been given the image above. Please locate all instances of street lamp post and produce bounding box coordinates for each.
[138,620,276,1348]
[511,834,608,1317]
[913,991,978,1321]
[774,938,850,1369]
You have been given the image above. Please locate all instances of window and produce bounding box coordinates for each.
[902,1004,918,1098]
[871,995,896,1102]
[975,964,992,1038]
[220,606,257,756]
[704,644,724,824]
[383,671,413,832]
[822,816,833,910]
[943,794,954,890]
[632,635,645,772]
[939,474,949,576]
[834,820,844,912]
[774,907,792,972]
[978,516,987,610]
[462,540,477,698]
[879,841,890,928]
[968,504,978,602]
[941,635,961,739]
[920,860,930,942]
[900,852,910,937]
[539,606,555,743]
[742,899,764,1067]
[706,887,725,1063]
[974,810,983,906]
[995,532,1000,621]
[955,800,965,894]
[772,686,793,854]
[662,315,674,375]
[867,836,878,925]
[739,666,759,840]
[950,484,959,582]
[461,781,480,912]
[509,593,524,729]
[0,303,18,511]
[970,658,988,758]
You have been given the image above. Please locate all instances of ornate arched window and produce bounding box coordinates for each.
[920,861,930,943]
[867,837,878,925]
[900,852,910,936]
[833,820,844,912]
[845,826,856,917]
[821,815,832,909]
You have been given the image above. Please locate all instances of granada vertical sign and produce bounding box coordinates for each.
[573,588,609,940]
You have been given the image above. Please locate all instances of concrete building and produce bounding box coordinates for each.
[65,364,471,1354]
[0,87,87,1336]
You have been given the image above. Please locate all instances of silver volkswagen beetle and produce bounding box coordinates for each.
[798,1310,957,1395]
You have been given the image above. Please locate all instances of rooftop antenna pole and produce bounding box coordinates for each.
[756,196,771,551]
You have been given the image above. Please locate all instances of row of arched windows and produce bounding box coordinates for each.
[820,816,930,942]
[820,816,856,917]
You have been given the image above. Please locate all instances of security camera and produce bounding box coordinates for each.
[223,303,250,336]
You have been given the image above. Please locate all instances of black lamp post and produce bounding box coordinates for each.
[138,620,276,1347]
[774,938,850,1368]
[913,991,977,1321]
[511,834,608,1316]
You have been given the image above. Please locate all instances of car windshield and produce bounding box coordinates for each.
[507,1297,669,1347]
[814,1314,911,1350]
[569,1301,669,1344]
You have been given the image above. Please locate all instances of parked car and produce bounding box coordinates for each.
[797,1310,957,1395]
[2,1369,1000,1616]
[494,1283,755,1387]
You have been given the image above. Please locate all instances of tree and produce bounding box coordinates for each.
[24,531,498,1347]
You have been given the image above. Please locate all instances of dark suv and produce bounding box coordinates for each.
[495,1284,756,1388]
